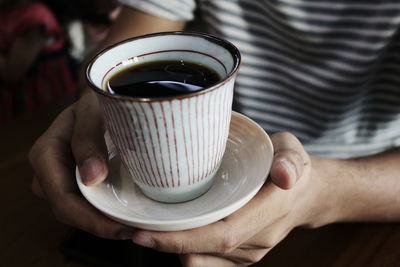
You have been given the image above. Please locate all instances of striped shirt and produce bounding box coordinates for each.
[119,0,400,159]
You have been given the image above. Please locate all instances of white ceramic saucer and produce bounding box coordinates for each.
[76,112,274,231]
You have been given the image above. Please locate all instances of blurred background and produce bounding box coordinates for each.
[0,0,121,126]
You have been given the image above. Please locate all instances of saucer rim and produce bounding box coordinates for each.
[76,111,273,230]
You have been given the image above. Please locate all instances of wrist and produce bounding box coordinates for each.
[294,156,347,228]
[294,152,400,227]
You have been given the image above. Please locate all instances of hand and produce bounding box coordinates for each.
[129,132,331,266]
[29,92,136,239]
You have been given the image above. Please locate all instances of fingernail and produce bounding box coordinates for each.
[280,159,297,183]
[132,233,155,248]
[119,229,136,240]
[79,157,104,185]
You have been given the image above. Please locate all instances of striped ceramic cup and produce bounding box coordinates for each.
[86,31,241,203]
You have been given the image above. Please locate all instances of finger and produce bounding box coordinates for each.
[30,106,134,239]
[210,248,270,266]
[52,192,136,240]
[31,176,46,199]
[270,132,310,189]
[207,223,293,266]
[71,92,109,186]
[238,217,293,250]
[30,106,78,197]
[212,227,292,266]
[180,254,239,267]
[131,183,286,254]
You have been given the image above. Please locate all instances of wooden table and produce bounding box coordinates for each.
[1,96,399,267]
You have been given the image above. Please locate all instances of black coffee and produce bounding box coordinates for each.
[107,60,221,98]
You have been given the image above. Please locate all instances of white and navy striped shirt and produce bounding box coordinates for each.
[119,0,400,159]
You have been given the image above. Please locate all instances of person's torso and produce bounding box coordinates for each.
[197,0,400,158]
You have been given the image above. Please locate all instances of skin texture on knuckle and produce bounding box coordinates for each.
[271,131,299,146]
[273,131,295,140]
[274,149,302,164]
[263,236,280,250]
[220,232,240,254]
[268,228,293,251]
[248,249,269,264]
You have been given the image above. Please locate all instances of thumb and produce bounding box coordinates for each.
[72,92,109,186]
[269,132,309,190]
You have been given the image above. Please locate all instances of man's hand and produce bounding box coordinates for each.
[30,92,400,267]
[29,93,136,239]
[128,133,332,266]
[29,5,186,240]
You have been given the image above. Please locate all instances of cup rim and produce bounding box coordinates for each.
[85,31,241,102]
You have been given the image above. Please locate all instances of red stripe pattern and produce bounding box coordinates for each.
[98,82,234,188]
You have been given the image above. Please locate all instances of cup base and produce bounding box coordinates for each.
[135,170,218,203]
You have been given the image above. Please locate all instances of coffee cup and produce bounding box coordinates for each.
[86,31,241,203]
